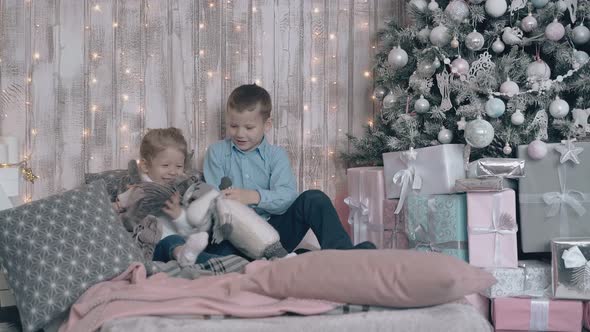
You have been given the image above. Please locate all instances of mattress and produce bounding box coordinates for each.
[100,303,493,332]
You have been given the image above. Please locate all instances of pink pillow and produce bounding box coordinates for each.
[239,249,496,308]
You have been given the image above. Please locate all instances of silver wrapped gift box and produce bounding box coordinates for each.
[454,178,516,192]
[480,260,551,298]
[551,238,590,300]
[467,158,525,178]
[382,144,466,202]
[517,142,590,253]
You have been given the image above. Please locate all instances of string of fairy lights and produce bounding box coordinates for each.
[3,0,376,198]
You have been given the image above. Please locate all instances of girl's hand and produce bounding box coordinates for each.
[221,188,260,205]
[163,192,182,220]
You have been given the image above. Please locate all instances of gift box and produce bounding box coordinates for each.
[466,158,525,178]
[583,301,590,330]
[405,193,468,262]
[345,167,385,246]
[467,189,518,268]
[481,260,551,298]
[382,199,409,249]
[382,144,466,206]
[454,177,516,192]
[551,238,590,300]
[517,141,590,253]
[492,297,583,332]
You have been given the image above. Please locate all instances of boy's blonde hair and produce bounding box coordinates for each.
[227,84,272,121]
[140,127,188,164]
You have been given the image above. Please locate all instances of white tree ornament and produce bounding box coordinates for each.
[436,68,453,112]
[572,108,590,133]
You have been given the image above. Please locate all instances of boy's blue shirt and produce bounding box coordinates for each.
[203,137,299,218]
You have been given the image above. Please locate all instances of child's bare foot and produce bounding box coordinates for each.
[176,232,209,267]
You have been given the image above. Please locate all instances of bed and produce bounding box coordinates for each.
[0,180,497,332]
[100,303,492,332]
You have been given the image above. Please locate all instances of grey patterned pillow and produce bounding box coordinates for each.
[0,180,146,332]
[85,169,133,202]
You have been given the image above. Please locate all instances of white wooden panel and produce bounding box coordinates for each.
[170,0,196,157]
[0,1,28,200]
[302,0,327,191]
[56,0,85,191]
[224,0,250,104]
[274,0,303,190]
[86,0,116,173]
[195,0,223,167]
[351,0,372,139]
[30,0,57,199]
[144,0,169,130]
[251,0,275,143]
[116,0,143,167]
[325,0,348,200]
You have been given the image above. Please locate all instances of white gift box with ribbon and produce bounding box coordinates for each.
[518,141,590,253]
[551,238,590,300]
[344,167,385,246]
[382,144,466,214]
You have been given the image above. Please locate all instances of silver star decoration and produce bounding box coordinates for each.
[555,138,584,164]
[457,117,467,131]
[402,147,417,161]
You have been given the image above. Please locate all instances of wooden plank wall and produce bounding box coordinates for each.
[0,0,406,202]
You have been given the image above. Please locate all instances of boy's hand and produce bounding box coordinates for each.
[222,188,260,205]
[163,192,182,220]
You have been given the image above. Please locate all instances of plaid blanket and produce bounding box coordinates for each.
[150,254,250,278]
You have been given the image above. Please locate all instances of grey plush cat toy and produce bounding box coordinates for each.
[119,160,288,261]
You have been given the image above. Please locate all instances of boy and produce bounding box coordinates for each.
[204,84,375,253]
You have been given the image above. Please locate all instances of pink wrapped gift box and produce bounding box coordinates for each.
[345,167,385,246]
[583,301,590,330]
[467,189,518,268]
[492,297,582,332]
[382,199,409,249]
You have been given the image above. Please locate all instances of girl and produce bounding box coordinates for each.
[118,128,210,266]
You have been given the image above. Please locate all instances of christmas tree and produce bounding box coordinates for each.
[344,0,590,166]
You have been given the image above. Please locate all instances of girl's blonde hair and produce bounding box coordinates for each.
[140,127,188,164]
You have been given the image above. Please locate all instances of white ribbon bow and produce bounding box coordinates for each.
[562,245,590,269]
[542,164,587,236]
[392,166,422,214]
[543,191,586,217]
[344,197,369,226]
[469,193,517,266]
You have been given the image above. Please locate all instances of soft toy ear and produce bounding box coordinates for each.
[128,159,142,185]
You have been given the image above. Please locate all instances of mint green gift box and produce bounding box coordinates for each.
[406,193,469,262]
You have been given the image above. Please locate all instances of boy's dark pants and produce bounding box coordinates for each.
[160,189,355,260]
[267,189,353,252]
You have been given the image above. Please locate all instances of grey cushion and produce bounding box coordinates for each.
[85,169,133,202]
[0,180,147,332]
